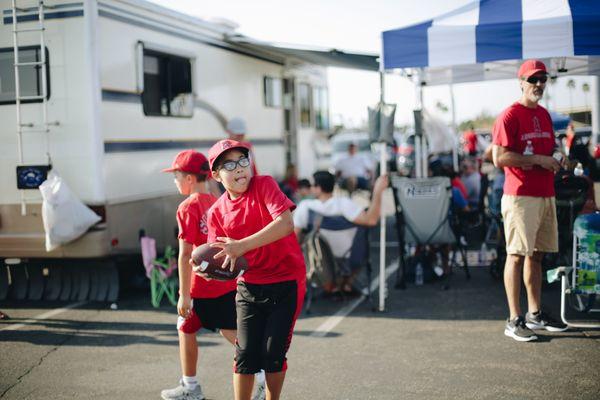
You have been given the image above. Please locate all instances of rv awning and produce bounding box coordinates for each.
[227,35,380,71]
[381,0,600,85]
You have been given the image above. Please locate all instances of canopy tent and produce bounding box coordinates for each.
[382,0,600,85]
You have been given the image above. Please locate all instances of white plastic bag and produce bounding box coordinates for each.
[39,171,101,251]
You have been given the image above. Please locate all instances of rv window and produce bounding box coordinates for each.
[263,76,282,108]
[142,50,193,117]
[313,87,329,131]
[0,46,50,105]
[298,83,311,127]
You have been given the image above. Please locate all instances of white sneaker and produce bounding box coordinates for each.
[252,371,266,400]
[161,379,205,400]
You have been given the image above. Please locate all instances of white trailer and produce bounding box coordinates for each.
[0,0,378,301]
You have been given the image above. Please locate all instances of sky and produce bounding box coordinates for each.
[148,0,594,128]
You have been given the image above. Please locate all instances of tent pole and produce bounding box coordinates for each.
[378,70,387,312]
[592,76,599,149]
[414,70,424,178]
[450,83,459,171]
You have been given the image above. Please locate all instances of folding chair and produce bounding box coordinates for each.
[548,212,600,328]
[140,236,178,308]
[390,176,470,284]
[302,210,372,312]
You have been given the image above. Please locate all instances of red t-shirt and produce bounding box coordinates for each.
[492,102,555,197]
[207,175,305,284]
[451,177,468,200]
[177,192,236,298]
[463,130,477,154]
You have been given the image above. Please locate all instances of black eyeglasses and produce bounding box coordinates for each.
[219,157,250,171]
[524,75,548,84]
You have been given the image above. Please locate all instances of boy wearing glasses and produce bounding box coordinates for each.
[161,150,241,400]
[204,139,306,400]
[492,60,567,342]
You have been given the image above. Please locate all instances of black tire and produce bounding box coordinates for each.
[0,264,9,301]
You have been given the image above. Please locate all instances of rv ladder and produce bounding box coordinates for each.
[11,0,52,216]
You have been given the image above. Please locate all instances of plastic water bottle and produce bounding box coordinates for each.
[415,262,424,286]
[523,140,534,155]
[574,162,584,176]
[479,243,488,265]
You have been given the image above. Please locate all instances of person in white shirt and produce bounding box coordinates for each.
[334,143,374,193]
[293,171,388,296]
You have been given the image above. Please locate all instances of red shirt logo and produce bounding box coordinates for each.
[533,116,541,133]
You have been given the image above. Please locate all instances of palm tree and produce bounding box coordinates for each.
[567,79,576,111]
[582,82,590,109]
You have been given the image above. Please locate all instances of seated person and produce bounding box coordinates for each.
[293,170,388,296]
[296,178,313,202]
[334,143,374,193]
[460,158,481,208]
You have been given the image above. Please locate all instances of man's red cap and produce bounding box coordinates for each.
[208,139,251,171]
[162,149,210,175]
[518,59,547,79]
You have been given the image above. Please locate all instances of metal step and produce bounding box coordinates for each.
[13,27,45,33]
[17,95,46,101]
[15,61,45,67]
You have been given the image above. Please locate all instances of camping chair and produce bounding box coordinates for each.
[547,212,600,328]
[390,176,470,284]
[302,210,372,312]
[140,236,178,308]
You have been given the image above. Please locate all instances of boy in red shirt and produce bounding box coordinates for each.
[205,139,306,400]
[161,150,239,400]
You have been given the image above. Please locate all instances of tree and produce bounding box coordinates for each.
[435,100,448,113]
[567,79,576,111]
[582,82,590,109]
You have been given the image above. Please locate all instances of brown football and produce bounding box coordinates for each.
[191,243,248,280]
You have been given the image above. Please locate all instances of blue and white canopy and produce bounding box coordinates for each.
[382,0,600,85]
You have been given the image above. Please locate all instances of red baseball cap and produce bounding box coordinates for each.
[162,149,210,175]
[518,59,547,78]
[208,139,251,171]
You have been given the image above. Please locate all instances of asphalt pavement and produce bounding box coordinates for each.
[2,252,599,399]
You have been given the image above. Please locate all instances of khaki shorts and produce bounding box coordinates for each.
[501,195,558,256]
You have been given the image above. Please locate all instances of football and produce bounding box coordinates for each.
[191,243,248,280]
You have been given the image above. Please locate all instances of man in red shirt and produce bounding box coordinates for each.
[160,150,241,400]
[492,60,567,342]
[205,139,306,400]
[463,125,478,156]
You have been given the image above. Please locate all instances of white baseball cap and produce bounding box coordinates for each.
[226,117,247,135]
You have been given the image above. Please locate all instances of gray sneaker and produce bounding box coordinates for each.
[525,310,568,332]
[504,316,538,342]
[161,380,205,400]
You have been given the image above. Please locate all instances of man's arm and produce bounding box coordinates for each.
[492,145,560,172]
[352,175,389,226]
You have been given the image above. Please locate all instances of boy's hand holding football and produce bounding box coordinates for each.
[210,237,248,272]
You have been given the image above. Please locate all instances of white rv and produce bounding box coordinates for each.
[0,0,378,301]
